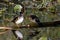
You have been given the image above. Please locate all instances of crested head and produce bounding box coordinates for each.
[29,14,42,26]
[14,4,23,12]
[29,14,38,20]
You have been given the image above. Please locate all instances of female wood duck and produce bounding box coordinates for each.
[29,14,60,27]
[29,14,43,27]
[29,30,40,37]
[12,30,23,40]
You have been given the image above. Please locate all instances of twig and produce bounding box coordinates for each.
[0,29,9,34]
[0,27,12,30]
[0,27,12,34]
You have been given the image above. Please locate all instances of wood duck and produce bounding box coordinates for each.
[12,30,23,40]
[29,14,43,27]
[11,3,25,27]
[29,14,60,27]
[28,30,40,40]
[29,30,40,37]
[12,12,24,25]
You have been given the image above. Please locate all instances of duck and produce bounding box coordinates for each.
[11,12,24,25]
[28,30,40,40]
[29,14,43,27]
[29,14,60,27]
[11,3,25,27]
[29,30,40,37]
[12,30,23,40]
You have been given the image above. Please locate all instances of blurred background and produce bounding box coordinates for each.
[0,0,60,40]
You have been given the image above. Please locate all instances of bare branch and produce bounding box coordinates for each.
[0,30,8,34]
[0,29,10,34]
[0,27,12,30]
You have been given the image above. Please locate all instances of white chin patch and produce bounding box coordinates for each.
[15,31,23,39]
[20,5,23,9]
[15,17,24,24]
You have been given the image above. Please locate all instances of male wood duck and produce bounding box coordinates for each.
[12,30,23,40]
[11,3,25,27]
[12,12,24,25]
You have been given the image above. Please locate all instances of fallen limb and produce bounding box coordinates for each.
[0,29,9,34]
[0,27,12,34]
[0,27,12,30]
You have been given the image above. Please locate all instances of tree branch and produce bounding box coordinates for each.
[0,27,12,29]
